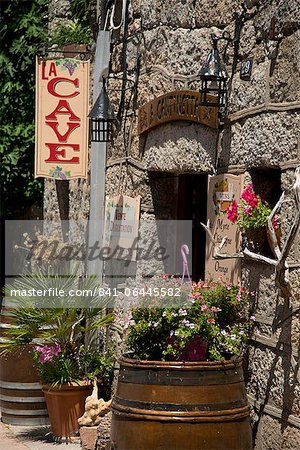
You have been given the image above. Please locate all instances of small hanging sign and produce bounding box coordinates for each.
[240,57,253,80]
[35,58,90,179]
[205,174,244,283]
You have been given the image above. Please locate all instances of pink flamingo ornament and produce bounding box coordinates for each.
[181,244,192,283]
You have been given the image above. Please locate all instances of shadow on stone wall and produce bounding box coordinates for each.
[244,261,300,446]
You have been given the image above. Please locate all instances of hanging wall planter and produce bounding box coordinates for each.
[61,44,89,58]
[242,225,281,257]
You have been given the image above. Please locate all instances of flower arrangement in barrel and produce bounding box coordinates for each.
[124,276,255,362]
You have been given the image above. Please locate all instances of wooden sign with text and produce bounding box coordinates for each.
[138,90,218,134]
[205,174,244,284]
[35,58,89,179]
[104,195,141,261]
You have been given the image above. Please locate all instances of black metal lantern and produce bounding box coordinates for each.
[89,81,116,142]
[199,34,229,108]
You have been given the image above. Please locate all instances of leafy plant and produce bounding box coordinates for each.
[125,278,254,361]
[226,184,280,230]
[70,0,96,26]
[51,19,94,46]
[0,0,48,218]
[0,269,115,386]
[77,344,115,398]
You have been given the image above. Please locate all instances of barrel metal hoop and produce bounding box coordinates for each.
[1,416,50,426]
[113,396,247,413]
[112,402,250,421]
[118,369,244,385]
[0,394,46,403]
[0,381,42,389]
[0,407,48,416]
[119,355,242,372]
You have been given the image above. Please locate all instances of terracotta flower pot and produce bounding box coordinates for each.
[42,382,92,438]
[61,44,88,58]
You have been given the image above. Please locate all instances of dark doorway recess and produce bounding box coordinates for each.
[177,174,208,282]
[249,168,282,207]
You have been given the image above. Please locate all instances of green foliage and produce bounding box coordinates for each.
[226,184,280,231]
[51,0,96,46]
[71,0,94,23]
[0,269,115,386]
[0,0,48,218]
[32,350,81,386]
[126,279,254,361]
[237,199,273,230]
[77,344,116,397]
[32,344,115,387]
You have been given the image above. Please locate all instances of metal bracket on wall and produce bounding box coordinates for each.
[55,180,69,242]
[36,46,95,60]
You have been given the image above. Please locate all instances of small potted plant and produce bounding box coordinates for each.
[110,277,254,450]
[1,271,114,440]
[51,19,94,57]
[226,183,281,255]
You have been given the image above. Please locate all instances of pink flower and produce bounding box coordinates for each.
[35,344,61,364]
[241,185,258,209]
[243,205,251,215]
[207,318,215,324]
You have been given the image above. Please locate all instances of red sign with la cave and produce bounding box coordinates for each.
[35,58,90,179]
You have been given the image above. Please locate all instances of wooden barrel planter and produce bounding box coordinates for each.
[0,302,49,425]
[111,355,253,450]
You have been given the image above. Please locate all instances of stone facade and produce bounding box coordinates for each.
[106,1,300,448]
[45,1,300,448]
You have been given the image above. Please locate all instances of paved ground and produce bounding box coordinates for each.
[0,422,81,450]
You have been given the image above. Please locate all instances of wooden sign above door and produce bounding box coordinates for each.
[138,90,218,135]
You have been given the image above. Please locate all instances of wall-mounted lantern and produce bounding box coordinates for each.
[199,32,231,109]
[89,80,116,142]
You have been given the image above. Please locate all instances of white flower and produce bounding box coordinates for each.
[179,308,187,316]
[239,330,244,335]
[153,322,159,328]
[182,319,190,326]
[174,331,179,336]
[162,311,167,317]
[129,320,135,326]
[250,315,256,321]
[188,323,195,329]
[221,330,226,336]
[230,334,236,340]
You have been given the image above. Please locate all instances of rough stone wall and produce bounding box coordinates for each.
[104,1,300,448]
[44,1,300,448]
